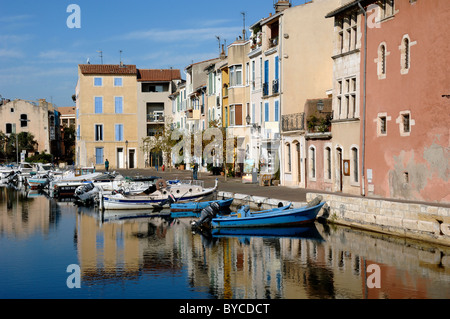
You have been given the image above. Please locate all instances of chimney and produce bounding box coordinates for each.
[220,44,226,59]
[274,1,291,13]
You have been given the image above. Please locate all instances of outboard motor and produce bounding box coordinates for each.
[156,193,176,207]
[192,202,221,230]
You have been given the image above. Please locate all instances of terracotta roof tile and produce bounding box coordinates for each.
[79,64,137,75]
[137,69,182,82]
[58,106,76,115]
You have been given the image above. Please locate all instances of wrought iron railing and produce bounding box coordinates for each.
[281,113,305,132]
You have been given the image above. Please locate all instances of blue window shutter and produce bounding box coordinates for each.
[95,148,103,164]
[115,97,123,113]
[265,102,269,122]
[274,101,279,122]
[264,60,269,83]
[95,97,103,113]
[94,77,102,86]
[115,124,123,141]
[114,77,122,86]
[275,56,279,80]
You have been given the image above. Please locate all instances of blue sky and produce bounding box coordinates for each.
[0,0,309,107]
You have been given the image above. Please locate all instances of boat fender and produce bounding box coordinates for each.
[156,179,167,190]
[306,195,323,207]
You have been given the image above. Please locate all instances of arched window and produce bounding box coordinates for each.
[351,147,359,183]
[381,45,386,75]
[286,143,291,172]
[325,146,332,180]
[404,38,410,70]
[309,146,316,180]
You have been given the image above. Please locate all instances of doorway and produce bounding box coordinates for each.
[117,148,124,169]
[129,149,135,169]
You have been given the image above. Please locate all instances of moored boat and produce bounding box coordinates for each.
[99,179,219,210]
[210,196,325,228]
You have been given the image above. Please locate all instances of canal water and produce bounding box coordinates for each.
[0,187,449,299]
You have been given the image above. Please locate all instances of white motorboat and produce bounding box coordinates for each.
[99,179,219,210]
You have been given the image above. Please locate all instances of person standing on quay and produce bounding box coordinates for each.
[105,159,109,172]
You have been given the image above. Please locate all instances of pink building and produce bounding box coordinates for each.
[362,0,450,203]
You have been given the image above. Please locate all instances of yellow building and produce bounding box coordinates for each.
[75,64,138,169]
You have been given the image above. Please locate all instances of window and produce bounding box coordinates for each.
[115,124,124,141]
[94,97,103,114]
[381,45,386,75]
[309,147,316,179]
[246,62,250,85]
[94,77,102,87]
[401,36,412,74]
[377,43,388,79]
[265,102,269,122]
[325,147,332,180]
[252,60,256,90]
[95,124,103,141]
[352,147,359,183]
[20,114,28,127]
[380,0,395,19]
[77,125,80,141]
[404,38,410,70]
[229,65,243,87]
[336,77,357,119]
[402,113,410,133]
[286,143,291,172]
[114,77,123,87]
[115,96,123,114]
[95,147,104,165]
[380,116,387,135]
[274,100,279,122]
[6,123,13,134]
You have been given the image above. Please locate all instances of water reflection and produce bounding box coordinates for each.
[1,186,449,299]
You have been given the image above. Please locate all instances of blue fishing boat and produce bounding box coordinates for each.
[170,198,234,212]
[210,197,325,228]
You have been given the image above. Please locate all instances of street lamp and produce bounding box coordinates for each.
[125,140,128,169]
[317,99,324,112]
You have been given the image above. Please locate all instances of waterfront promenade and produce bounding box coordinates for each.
[108,167,450,247]
[110,167,449,209]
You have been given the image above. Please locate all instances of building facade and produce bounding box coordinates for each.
[0,98,60,160]
[76,64,138,169]
[137,68,182,168]
[326,0,363,195]
[362,0,450,202]
[280,0,340,188]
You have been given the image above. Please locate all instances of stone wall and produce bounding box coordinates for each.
[307,193,450,247]
[217,191,450,246]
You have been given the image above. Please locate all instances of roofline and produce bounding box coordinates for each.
[325,0,363,18]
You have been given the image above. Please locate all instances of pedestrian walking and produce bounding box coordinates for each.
[193,162,198,180]
[105,159,109,172]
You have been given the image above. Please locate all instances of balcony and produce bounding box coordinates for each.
[272,79,279,94]
[147,112,165,123]
[263,82,269,96]
[282,113,305,132]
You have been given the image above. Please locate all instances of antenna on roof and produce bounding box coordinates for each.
[119,50,123,66]
[97,50,103,64]
[241,12,246,40]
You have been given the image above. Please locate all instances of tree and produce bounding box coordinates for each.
[141,116,179,169]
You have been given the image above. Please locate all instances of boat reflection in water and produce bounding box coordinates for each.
[1,186,449,299]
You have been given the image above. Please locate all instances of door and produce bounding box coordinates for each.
[117,148,124,169]
[129,149,135,169]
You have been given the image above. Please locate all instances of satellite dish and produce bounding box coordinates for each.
[87,58,90,64]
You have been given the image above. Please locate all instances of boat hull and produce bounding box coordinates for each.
[170,198,233,212]
[101,188,217,210]
[211,202,325,228]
